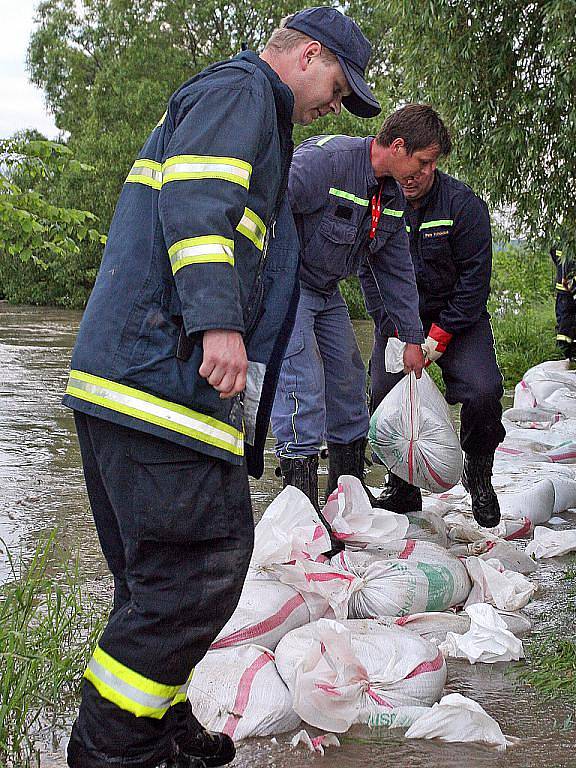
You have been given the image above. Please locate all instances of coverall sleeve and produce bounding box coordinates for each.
[360,222,425,344]
[158,81,268,336]
[288,143,332,215]
[437,195,492,334]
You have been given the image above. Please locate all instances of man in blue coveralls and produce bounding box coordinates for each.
[366,107,506,528]
[271,105,452,512]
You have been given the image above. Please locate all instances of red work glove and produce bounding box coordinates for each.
[422,323,453,367]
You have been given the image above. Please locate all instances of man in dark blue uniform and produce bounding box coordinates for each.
[271,106,454,511]
[550,247,576,361]
[62,8,380,768]
[365,106,505,528]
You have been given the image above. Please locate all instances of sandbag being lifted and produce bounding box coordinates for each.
[369,340,463,492]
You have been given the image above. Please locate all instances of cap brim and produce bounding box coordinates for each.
[337,55,381,118]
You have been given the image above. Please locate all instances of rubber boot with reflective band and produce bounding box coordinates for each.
[277,455,343,554]
[462,452,501,528]
[325,437,377,504]
[373,471,423,513]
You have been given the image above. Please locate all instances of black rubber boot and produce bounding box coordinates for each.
[66,737,204,768]
[325,438,377,505]
[277,454,320,512]
[372,472,422,513]
[178,732,234,768]
[462,452,501,528]
[276,455,343,554]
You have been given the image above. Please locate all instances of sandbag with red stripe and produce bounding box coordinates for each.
[368,370,463,493]
[211,577,311,652]
[188,645,301,740]
[275,618,446,732]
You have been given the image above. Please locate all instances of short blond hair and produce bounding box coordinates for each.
[264,17,338,64]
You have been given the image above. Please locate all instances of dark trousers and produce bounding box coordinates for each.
[70,412,254,768]
[370,314,506,455]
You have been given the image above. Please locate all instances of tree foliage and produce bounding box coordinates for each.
[0,138,105,306]
[360,0,576,254]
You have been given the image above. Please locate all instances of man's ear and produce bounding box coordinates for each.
[300,40,322,70]
[390,137,406,155]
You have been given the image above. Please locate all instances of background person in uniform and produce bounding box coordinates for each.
[271,106,453,514]
[550,247,576,362]
[61,8,380,768]
[365,108,506,528]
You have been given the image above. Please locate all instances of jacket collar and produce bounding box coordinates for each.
[235,50,294,130]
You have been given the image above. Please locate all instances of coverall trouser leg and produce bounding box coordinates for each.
[370,314,506,454]
[271,286,369,457]
[70,412,254,768]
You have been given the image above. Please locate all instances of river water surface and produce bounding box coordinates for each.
[0,302,575,768]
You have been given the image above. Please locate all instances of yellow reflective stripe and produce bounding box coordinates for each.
[405,225,411,233]
[556,283,569,292]
[382,208,403,218]
[557,334,573,342]
[316,135,338,146]
[557,250,564,258]
[126,159,163,190]
[156,111,167,128]
[162,155,252,189]
[329,187,369,207]
[420,219,454,230]
[236,207,266,250]
[66,370,244,456]
[168,236,234,273]
[84,645,185,719]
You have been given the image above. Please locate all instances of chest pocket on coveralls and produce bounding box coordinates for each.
[317,215,358,280]
[420,231,457,292]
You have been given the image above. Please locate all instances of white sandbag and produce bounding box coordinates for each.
[439,603,524,663]
[334,549,469,617]
[211,578,310,651]
[525,525,576,559]
[188,645,301,740]
[336,541,471,604]
[405,693,519,750]
[543,439,576,463]
[406,509,449,547]
[478,540,537,574]
[321,475,409,547]
[369,343,463,492]
[251,485,331,566]
[464,557,536,612]
[444,512,533,544]
[498,478,555,525]
[392,609,531,641]
[501,406,563,430]
[545,388,576,418]
[275,618,446,732]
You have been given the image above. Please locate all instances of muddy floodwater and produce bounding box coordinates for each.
[0,302,575,768]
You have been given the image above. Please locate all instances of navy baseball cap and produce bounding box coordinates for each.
[285,6,381,118]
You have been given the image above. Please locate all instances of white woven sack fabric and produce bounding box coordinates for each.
[525,526,576,559]
[251,485,331,567]
[464,557,536,612]
[332,549,469,617]
[439,603,524,663]
[211,578,310,652]
[188,645,301,740]
[321,475,409,547]
[405,509,449,546]
[275,618,446,732]
[334,541,471,607]
[405,693,519,750]
[497,478,555,525]
[369,366,463,493]
[389,608,531,642]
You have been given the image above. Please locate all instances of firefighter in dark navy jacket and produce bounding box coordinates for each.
[365,110,506,529]
[272,106,454,512]
[550,247,576,361]
[62,8,381,768]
